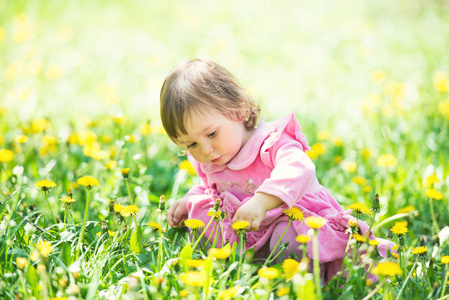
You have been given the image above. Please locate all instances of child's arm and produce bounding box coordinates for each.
[232,192,283,231]
[167,196,189,227]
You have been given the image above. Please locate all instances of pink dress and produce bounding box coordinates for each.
[185,113,394,282]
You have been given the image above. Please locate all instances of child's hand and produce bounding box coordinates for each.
[232,192,284,232]
[232,198,267,231]
[167,197,189,227]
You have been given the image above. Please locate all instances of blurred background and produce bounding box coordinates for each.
[1,0,448,212]
[2,0,448,131]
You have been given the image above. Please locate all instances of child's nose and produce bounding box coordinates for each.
[201,143,214,155]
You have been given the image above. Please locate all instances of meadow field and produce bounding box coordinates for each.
[0,0,449,299]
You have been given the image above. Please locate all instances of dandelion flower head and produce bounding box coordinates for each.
[114,204,125,213]
[0,149,14,162]
[119,168,130,178]
[77,176,99,189]
[296,234,311,244]
[390,224,408,235]
[425,188,443,200]
[148,221,162,232]
[232,220,249,231]
[371,261,403,277]
[283,207,304,221]
[120,205,140,217]
[258,267,279,280]
[208,245,231,260]
[441,256,449,264]
[412,246,428,255]
[282,259,300,279]
[180,271,206,287]
[184,219,205,230]
[305,216,327,229]
[35,180,57,191]
[37,240,54,257]
[60,196,75,204]
[348,202,371,215]
[353,234,367,243]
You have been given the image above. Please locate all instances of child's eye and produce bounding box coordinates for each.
[187,142,197,148]
[207,130,217,138]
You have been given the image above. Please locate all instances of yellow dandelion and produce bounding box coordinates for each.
[139,123,152,136]
[148,221,162,232]
[208,245,232,260]
[16,257,27,269]
[179,289,189,298]
[282,259,300,279]
[119,168,130,178]
[35,180,57,191]
[276,286,290,297]
[390,224,408,235]
[342,161,357,172]
[179,160,196,176]
[180,271,206,287]
[305,216,327,229]
[369,239,381,246]
[283,207,304,221]
[433,71,449,92]
[296,234,311,244]
[77,176,99,189]
[372,70,386,83]
[348,219,358,228]
[258,267,279,280]
[108,230,116,237]
[425,174,440,187]
[332,136,343,146]
[363,186,373,193]
[425,188,443,200]
[30,251,39,262]
[14,135,28,143]
[120,205,140,217]
[184,219,205,230]
[441,256,449,264]
[439,99,449,119]
[105,160,117,170]
[353,234,367,243]
[232,220,249,231]
[217,286,241,300]
[348,202,371,215]
[317,131,328,141]
[60,196,75,204]
[391,252,399,260]
[114,204,125,213]
[207,210,222,219]
[352,176,367,186]
[376,154,397,167]
[397,205,416,215]
[394,221,408,227]
[185,259,204,269]
[307,143,326,159]
[37,240,54,257]
[371,261,403,277]
[412,246,428,255]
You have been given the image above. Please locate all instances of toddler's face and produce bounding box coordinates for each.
[176,110,253,165]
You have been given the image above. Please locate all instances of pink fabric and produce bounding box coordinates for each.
[185,113,395,282]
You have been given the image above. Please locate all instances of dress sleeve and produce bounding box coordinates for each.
[185,155,211,196]
[256,132,316,208]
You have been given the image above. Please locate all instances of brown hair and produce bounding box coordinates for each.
[160,58,260,141]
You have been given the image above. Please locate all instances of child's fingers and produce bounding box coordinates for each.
[167,202,179,227]
[250,220,260,231]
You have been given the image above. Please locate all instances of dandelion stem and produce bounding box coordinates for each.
[157,209,164,271]
[76,189,91,259]
[361,278,386,300]
[366,211,377,239]
[429,198,440,234]
[236,232,245,281]
[44,191,56,224]
[396,256,419,300]
[335,232,353,289]
[125,179,134,205]
[264,220,292,266]
[63,209,67,231]
[192,215,215,252]
[441,265,449,298]
[312,231,323,300]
